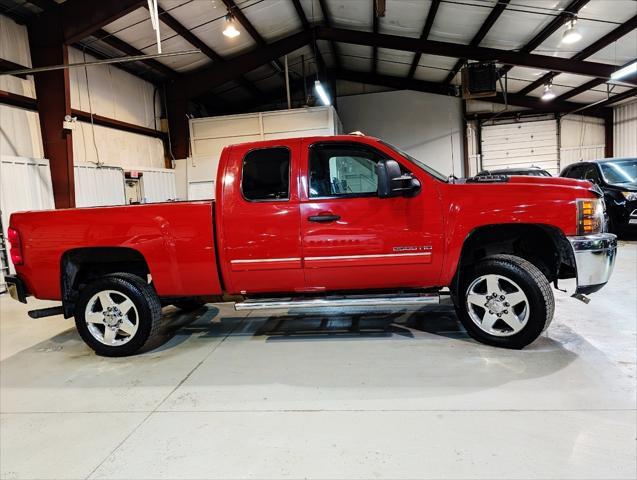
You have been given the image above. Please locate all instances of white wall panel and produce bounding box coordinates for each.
[0,105,43,158]
[559,116,605,169]
[74,164,125,207]
[0,156,54,274]
[614,101,637,157]
[338,90,464,177]
[188,106,340,198]
[140,168,177,203]
[72,121,165,169]
[68,47,159,130]
[0,15,36,99]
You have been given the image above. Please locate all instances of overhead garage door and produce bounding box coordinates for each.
[481,119,559,175]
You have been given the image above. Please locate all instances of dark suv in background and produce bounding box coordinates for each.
[561,158,637,235]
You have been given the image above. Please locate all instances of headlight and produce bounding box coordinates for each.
[576,198,604,235]
[621,191,637,201]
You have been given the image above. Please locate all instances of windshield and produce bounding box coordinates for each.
[600,159,637,184]
[379,140,448,182]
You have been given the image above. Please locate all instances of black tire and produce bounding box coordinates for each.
[75,273,162,357]
[455,254,554,349]
[172,298,206,312]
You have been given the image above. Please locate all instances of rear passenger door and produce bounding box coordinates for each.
[217,141,303,294]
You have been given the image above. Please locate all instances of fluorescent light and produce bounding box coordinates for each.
[223,14,240,38]
[611,61,637,81]
[541,83,556,101]
[561,19,582,44]
[314,80,331,106]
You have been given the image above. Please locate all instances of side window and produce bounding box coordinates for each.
[309,144,385,198]
[583,165,600,183]
[242,147,290,201]
[565,165,583,179]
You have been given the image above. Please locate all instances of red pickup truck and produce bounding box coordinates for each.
[6,135,617,356]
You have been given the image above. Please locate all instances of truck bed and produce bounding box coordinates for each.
[10,201,222,300]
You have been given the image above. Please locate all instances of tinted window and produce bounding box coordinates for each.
[242,147,290,201]
[309,144,385,198]
[583,165,601,183]
[600,159,637,184]
[564,164,585,179]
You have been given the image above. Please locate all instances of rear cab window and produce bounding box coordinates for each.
[241,147,290,201]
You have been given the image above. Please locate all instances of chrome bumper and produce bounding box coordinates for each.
[567,233,617,295]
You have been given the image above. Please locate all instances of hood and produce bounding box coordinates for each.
[607,182,637,191]
[458,175,592,189]
[504,175,592,188]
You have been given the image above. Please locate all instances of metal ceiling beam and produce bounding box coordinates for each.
[443,0,510,84]
[26,0,57,11]
[518,14,637,96]
[94,29,178,79]
[166,29,313,157]
[0,58,29,79]
[220,0,286,75]
[315,26,635,84]
[330,69,611,119]
[371,4,379,75]
[593,87,637,108]
[73,41,164,85]
[0,89,38,110]
[34,0,148,45]
[317,0,341,70]
[407,0,440,79]
[290,0,325,71]
[150,5,262,98]
[170,29,313,100]
[499,0,590,78]
[335,68,456,96]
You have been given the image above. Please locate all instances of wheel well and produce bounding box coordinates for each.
[454,224,575,290]
[61,247,150,315]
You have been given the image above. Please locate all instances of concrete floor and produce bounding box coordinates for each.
[1,243,635,480]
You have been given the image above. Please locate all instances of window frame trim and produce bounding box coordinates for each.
[240,145,292,203]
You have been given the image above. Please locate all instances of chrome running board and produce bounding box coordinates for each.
[234,293,441,311]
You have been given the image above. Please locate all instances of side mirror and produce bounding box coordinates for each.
[376,159,421,198]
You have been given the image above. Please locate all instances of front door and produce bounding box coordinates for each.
[217,140,304,294]
[299,139,443,291]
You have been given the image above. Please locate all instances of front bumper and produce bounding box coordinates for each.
[4,275,28,303]
[567,233,617,295]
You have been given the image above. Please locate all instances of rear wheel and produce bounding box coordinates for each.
[75,273,162,357]
[455,254,554,349]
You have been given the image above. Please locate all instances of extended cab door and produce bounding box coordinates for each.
[299,139,445,291]
[216,140,303,294]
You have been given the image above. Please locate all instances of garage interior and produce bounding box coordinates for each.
[0,0,636,479]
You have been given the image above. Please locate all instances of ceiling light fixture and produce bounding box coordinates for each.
[223,13,240,38]
[561,18,582,44]
[610,61,637,81]
[541,82,556,101]
[314,80,331,106]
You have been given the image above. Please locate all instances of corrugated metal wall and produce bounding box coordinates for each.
[0,156,54,275]
[614,101,637,157]
[140,169,177,203]
[74,164,126,207]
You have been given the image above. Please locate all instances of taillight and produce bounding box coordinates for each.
[576,198,604,235]
[7,227,23,265]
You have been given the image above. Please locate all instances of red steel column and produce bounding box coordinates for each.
[28,17,75,209]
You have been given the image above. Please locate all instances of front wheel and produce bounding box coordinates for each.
[455,254,554,349]
[75,273,162,357]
